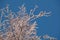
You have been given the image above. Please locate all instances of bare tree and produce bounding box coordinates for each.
[0,4,56,40]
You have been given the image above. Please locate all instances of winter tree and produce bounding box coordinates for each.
[0,4,56,40]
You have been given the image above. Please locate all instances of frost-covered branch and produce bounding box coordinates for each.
[0,4,56,40]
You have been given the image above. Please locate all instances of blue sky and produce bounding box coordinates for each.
[0,0,60,40]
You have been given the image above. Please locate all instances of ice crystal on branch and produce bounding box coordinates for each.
[0,4,56,40]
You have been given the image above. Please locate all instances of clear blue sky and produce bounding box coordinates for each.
[0,0,60,40]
